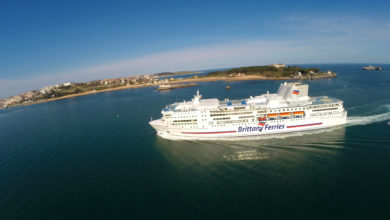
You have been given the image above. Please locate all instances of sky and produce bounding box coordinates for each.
[1,0,390,98]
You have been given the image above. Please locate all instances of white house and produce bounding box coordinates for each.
[269,63,286,68]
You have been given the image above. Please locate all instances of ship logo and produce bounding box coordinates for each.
[258,122,265,126]
[292,90,300,95]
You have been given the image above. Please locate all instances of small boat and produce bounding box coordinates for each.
[225,85,231,90]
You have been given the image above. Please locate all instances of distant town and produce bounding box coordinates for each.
[0,64,336,109]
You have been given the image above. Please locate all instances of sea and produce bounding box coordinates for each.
[1,64,390,219]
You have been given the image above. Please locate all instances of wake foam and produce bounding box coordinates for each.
[347,105,390,126]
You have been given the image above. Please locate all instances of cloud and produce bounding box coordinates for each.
[1,15,390,98]
[0,40,307,98]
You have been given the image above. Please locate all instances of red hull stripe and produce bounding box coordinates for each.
[287,123,323,128]
[181,131,237,134]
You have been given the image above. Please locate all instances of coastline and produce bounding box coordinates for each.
[1,74,335,109]
[2,84,152,109]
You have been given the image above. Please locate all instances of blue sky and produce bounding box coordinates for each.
[1,0,390,97]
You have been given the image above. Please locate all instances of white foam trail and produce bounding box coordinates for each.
[346,104,390,126]
[347,112,390,126]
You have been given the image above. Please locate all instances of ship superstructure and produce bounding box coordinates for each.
[150,82,347,140]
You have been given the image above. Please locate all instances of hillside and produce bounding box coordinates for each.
[207,65,320,77]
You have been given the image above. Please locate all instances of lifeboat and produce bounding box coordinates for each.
[279,112,291,116]
[293,111,304,115]
[267,113,278,117]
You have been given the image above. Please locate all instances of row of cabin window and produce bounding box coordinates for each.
[311,114,344,118]
[210,111,252,117]
[239,115,254,119]
[310,111,341,116]
[216,119,248,124]
[213,117,230,121]
[309,103,339,109]
[172,119,197,123]
[266,118,304,123]
[268,115,303,120]
[212,123,248,127]
[218,106,246,111]
[269,107,305,113]
[172,115,198,119]
[171,123,197,126]
[210,118,304,127]
[311,107,339,112]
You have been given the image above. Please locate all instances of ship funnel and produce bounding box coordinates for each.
[277,82,309,100]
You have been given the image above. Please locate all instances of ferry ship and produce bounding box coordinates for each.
[150,82,347,140]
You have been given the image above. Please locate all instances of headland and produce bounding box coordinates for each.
[0,64,336,109]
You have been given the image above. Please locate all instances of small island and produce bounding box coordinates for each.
[202,64,336,80]
[0,64,336,109]
[362,65,383,71]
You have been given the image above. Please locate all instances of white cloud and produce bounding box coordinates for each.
[1,15,390,98]
[0,40,305,98]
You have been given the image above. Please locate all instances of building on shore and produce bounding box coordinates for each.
[269,63,286,68]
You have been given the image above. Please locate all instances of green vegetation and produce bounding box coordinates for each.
[154,71,203,77]
[33,81,133,101]
[207,65,320,77]
[40,82,109,99]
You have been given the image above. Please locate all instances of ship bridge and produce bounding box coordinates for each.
[277,82,309,101]
[245,82,312,108]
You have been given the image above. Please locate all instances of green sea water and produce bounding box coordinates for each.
[1,64,390,219]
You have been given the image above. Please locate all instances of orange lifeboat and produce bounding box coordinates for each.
[267,113,278,117]
[279,112,291,116]
[293,111,304,115]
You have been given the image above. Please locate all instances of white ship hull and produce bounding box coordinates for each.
[150,113,346,140]
[150,82,347,140]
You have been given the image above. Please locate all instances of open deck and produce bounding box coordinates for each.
[311,96,341,105]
